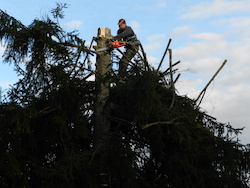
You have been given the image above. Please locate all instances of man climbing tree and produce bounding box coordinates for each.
[114,19,140,76]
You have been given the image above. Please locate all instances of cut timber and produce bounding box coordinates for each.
[98,27,111,38]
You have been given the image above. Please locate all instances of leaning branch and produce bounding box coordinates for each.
[157,38,172,72]
[195,60,227,106]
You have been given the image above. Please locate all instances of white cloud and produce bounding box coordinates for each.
[144,34,166,52]
[197,82,250,144]
[219,66,250,87]
[0,46,5,56]
[135,0,167,11]
[175,77,202,97]
[171,26,193,39]
[170,9,250,143]
[63,20,83,29]
[147,56,159,65]
[214,17,250,40]
[175,57,250,144]
[192,32,224,41]
[173,29,250,79]
[181,0,250,19]
[174,42,227,74]
[130,21,141,29]
[156,2,166,8]
[130,20,141,34]
[221,17,250,28]
[86,74,95,82]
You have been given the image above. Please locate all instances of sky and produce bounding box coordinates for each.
[0,0,250,144]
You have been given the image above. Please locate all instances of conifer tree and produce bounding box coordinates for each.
[0,4,249,188]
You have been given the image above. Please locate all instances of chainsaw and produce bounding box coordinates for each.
[95,40,127,52]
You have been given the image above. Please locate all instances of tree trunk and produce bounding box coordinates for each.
[93,27,112,149]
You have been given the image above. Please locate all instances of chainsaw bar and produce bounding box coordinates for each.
[95,41,127,52]
[95,46,111,52]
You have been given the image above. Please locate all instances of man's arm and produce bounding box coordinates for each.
[114,27,135,40]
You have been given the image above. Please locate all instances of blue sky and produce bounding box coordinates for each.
[1,0,250,144]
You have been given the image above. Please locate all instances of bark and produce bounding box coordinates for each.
[93,27,112,149]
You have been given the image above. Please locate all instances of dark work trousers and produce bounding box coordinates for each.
[118,44,139,76]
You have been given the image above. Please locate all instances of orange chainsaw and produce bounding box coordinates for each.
[95,40,127,52]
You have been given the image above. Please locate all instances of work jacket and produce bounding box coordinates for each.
[114,26,139,48]
[114,26,136,41]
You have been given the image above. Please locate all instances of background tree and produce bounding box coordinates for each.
[0,4,249,188]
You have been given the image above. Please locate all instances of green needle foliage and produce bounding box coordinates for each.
[0,5,249,188]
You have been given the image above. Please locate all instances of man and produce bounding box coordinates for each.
[114,19,140,76]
